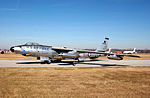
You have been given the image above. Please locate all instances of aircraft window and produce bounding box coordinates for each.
[35,46,38,49]
[41,47,48,50]
[42,47,44,49]
[44,47,47,50]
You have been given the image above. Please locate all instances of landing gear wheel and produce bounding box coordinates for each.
[41,62,45,64]
[51,59,61,63]
[72,61,76,66]
[77,59,80,62]
[41,60,51,64]
[46,61,51,64]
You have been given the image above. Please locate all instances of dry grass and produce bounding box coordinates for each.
[0,53,150,60]
[0,67,150,97]
[0,54,36,60]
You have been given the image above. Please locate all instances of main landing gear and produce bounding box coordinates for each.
[40,56,51,64]
[72,61,76,66]
[41,60,51,64]
[39,56,79,66]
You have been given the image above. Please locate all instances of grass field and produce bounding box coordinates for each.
[0,54,36,60]
[0,67,150,97]
[0,54,150,97]
[0,53,150,60]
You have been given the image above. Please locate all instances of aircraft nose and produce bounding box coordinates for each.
[10,47,14,52]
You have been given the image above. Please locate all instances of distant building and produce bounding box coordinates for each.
[116,51,123,54]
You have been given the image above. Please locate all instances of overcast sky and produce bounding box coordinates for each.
[0,0,150,49]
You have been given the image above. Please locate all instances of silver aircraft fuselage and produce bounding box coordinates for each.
[10,45,58,58]
[10,42,105,61]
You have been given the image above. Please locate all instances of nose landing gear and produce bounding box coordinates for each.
[40,56,51,64]
[72,61,77,66]
[41,60,51,64]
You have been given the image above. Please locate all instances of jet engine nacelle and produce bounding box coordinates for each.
[107,54,124,60]
[89,53,100,58]
[79,53,89,58]
[61,53,78,59]
[79,53,101,59]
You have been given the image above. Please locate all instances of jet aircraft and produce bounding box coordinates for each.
[10,38,140,65]
[123,48,137,54]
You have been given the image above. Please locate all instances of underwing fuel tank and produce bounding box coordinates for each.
[60,53,78,59]
[79,53,101,58]
[107,54,123,60]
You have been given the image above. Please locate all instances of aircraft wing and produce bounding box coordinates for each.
[52,47,105,54]
[76,50,106,54]
[110,53,140,58]
[52,47,140,58]
[52,47,73,53]
[52,47,109,54]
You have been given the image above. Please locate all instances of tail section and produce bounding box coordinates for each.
[108,48,111,53]
[133,48,136,52]
[104,48,112,53]
[96,37,109,52]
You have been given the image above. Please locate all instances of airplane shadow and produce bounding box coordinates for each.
[16,60,129,67]
[59,61,129,67]
[16,62,41,64]
[58,60,102,65]
[77,62,129,67]
[16,60,102,65]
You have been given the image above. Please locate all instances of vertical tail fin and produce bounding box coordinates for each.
[108,48,111,53]
[96,38,109,52]
[133,48,136,52]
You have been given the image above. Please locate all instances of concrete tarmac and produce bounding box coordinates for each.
[0,60,150,67]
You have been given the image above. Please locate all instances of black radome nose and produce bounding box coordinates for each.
[10,47,14,52]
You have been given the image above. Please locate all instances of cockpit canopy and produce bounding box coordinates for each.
[25,42,39,45]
